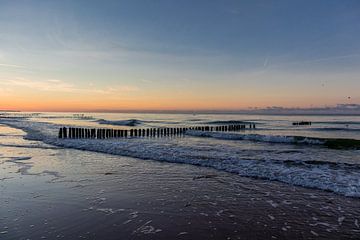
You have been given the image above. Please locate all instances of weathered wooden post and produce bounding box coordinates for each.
[130,129,134,137]
[124,130,128,137]
[58,128,63,138]
[63,127,67,138]
[91,129,94,138]
[149,128,152,137]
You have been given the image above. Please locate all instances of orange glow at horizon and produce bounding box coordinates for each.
[0,94,347,112]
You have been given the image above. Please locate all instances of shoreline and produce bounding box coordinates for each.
[1,126,360,239]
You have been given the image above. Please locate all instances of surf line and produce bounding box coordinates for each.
[58,124,256,139]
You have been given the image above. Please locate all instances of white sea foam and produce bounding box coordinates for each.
[1,118,360,198]
[186,130,325,145]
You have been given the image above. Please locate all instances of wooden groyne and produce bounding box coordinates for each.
[58,124,256,139]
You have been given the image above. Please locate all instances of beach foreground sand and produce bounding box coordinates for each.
[1,126,360,240]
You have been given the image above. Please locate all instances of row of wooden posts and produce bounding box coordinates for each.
[58,124,256,139]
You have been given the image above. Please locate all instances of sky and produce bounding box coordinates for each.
[0,0,359,112]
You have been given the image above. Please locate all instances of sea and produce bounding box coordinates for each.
[1,112,359,198]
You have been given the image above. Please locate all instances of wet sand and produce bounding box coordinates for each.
[1,126,360,239]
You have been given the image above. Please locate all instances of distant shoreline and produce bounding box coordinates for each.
[2,110,360,116]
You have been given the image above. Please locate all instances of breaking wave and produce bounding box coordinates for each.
[96,119,141,126]
[186,131,360,150]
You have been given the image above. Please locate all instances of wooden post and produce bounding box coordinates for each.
[58,128,63,138]
[124,130,128,138]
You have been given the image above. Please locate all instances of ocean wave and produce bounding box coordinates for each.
[186,131,360,150]
[1,118,360,198]
[311,127,360,132]
[204,120,255,125]
[95,118,182,127]
[314,121,360,125]
[95,119,141,126]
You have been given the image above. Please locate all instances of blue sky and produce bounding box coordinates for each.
[0,0,359,111]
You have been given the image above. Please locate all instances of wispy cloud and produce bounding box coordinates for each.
[89,85,140,95]
[0,77,140,95]
[0,63,28,69]
[4,78,75,92]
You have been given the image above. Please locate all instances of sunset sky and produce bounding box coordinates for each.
[0,0,359,112]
